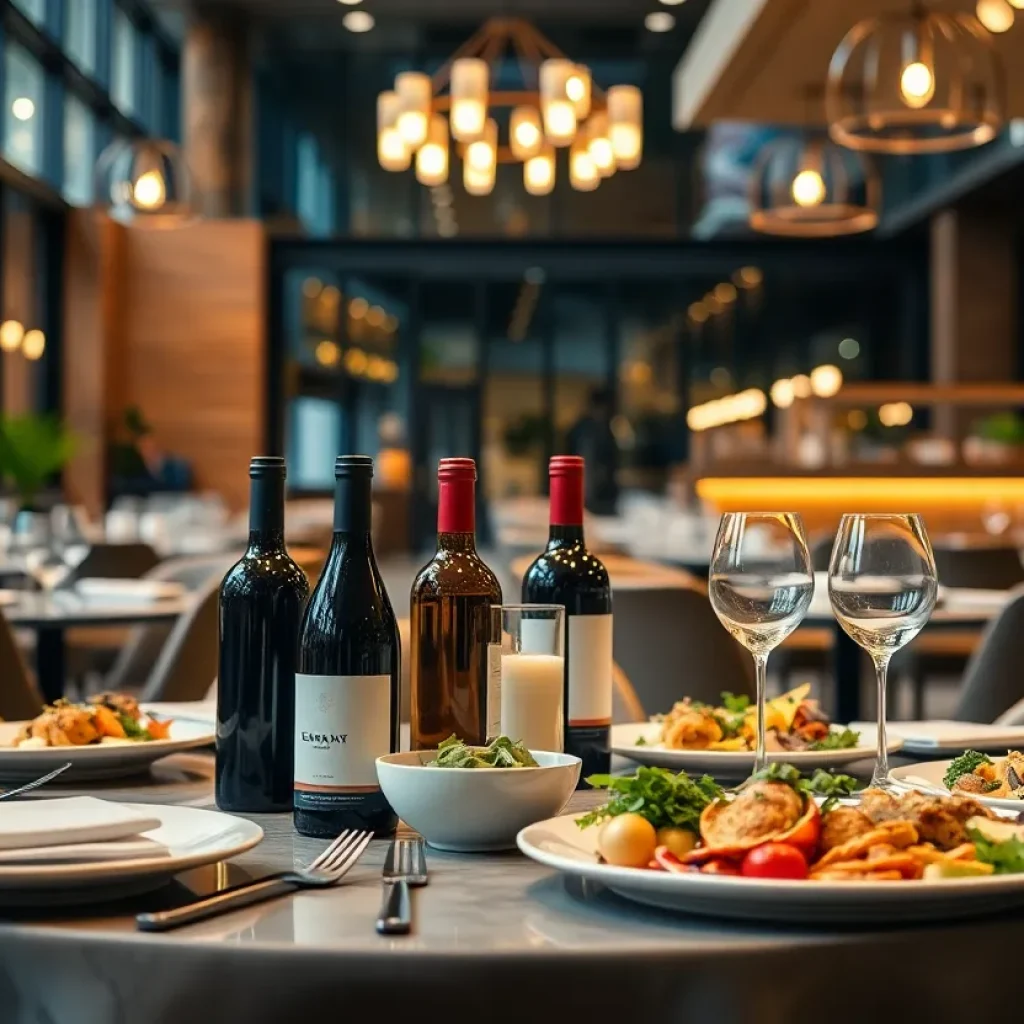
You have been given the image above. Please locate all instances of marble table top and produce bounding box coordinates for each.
[2,754,1023,1024]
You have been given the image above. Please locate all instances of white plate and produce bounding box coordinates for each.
[0,802,262,898]
[517,812,1024,924]
[75,579,186,604]
[852,719,1024,756]
[890,758,1024,813]
[0,718,215,782]
[611,722,900,776]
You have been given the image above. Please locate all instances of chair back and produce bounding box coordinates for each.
[67,543,160,585]
[933,546,1024,591]
[612,583,754,717]
[138,576,220,703]
[0,613,43,720]
[955,585,1024,722]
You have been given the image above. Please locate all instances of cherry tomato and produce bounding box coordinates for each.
[598,814,657,868]
[740,843,808,880]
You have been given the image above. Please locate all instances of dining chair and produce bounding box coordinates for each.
[64,542,161,586]
[953,585,1024,722]
[0,612,44,721]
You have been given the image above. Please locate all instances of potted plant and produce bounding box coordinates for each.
[964,412,1024,465]
[0,414,78,511]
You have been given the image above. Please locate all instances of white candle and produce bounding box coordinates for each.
[499,653,564,753]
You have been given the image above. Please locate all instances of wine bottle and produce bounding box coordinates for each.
[216,456,310,813]
[522,456,612,782]
[294,455,399,838]
[411,457,502,750]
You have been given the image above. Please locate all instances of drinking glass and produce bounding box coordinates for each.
[709,513,813,774]
[490,604,565,752]
[828,513,937,789]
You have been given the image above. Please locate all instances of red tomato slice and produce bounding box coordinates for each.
[740,842,808,880]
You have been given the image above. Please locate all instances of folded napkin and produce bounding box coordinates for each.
[851,720,1024,750]
[0,797,161,851]
[0,836,169,863]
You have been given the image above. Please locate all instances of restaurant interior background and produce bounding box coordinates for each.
[2,0,1024,601]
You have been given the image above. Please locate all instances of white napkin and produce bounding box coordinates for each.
[0,797,161,850]
[0,837,169,863]
[851,720,1024,750]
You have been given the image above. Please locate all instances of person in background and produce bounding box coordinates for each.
[108,406,193,502]
[566,386,618,515]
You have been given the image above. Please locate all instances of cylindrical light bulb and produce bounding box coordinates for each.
[976,0,1015,33]
[377,91,410,171]
[450,58,488,141]
[21,329,45,361]
[899,60,935,109]
[510,106,543,160]
[466,118,497,172]
[395,71,431,148]
[0,320,24,352]
[810,364,843,398]
[523,145,555,196]
[570,137,599,191]
[540,59,577,146]
[566,65,591,119]
[132,169,166,210]
[464,160,495,197]
[791,168,826,207]
[415,114,449,187]
[587,112,616,176]
[607,85,643,169]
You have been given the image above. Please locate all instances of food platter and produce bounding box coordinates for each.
[891,757,1024,815]
[611,722,900,775]
[517,810,1024,924]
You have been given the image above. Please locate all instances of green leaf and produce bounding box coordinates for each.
[970,828,1024,875]
[809,728,861,751]
[576,766,723,831]
[0,415,78,508]
[426,734,537,769]
[943,750,993,790]
[634,735,648,747]
[720,691,750,714]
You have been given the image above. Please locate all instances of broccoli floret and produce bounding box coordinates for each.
[943,749,993,790]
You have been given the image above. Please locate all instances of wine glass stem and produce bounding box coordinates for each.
[871,654,891,788]
[753,652,768,774]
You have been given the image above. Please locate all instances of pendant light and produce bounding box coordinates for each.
[95,138,194,228]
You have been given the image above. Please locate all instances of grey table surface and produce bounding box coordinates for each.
[3,591,190,628]
[0,751,1021,1023]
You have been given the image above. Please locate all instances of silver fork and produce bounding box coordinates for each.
[376,837,428,935]
[0,762,72,801]
[136,828,374,932]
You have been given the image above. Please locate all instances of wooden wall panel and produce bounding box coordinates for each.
[120,221,266,511]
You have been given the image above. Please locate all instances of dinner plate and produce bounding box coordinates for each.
[75,579,186,604]
[0,718,215,782]
[890,759,1024,813]
[610,722,901,776]
[0,802,262,901]
[517,812,1024,924]
[850,720,1024,757]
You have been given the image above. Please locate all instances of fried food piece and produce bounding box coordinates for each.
[812,821,919,870]
[813,868,905,882]
[702,781,803,847]
[663,709,723,750]
[952,773,988,795]
[90,693,141,721]
[820,806,874,853]
[21,706,101,747]
[92,705,126,739]
[859,788,996,851]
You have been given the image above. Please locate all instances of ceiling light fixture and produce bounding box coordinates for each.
[827,7,1004,154]
[976,0,1014,32]
[343,10,374,32]
[375,17,642,195]
[645,12,675,32]
[95,138,194,228]
[11,97,34,121]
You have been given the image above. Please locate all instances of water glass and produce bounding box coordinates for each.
[829,513,937,789]
[490,604,565,753]
[709,512,813,774]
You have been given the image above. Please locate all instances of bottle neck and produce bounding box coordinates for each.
[437,531,478,555]
[334,474,373,535]
[548,524,586,548]
[248,473,285,549]
[549,471,584,545]
[437,476,475,535]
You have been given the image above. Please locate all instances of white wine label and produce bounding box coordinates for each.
[486,643,502,740]
[294,674,390,799]
[567,614,613,727]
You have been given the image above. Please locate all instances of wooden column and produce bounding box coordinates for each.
[930,208,1018,439]
[183,7,253,218]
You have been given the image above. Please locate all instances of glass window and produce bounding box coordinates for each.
[11,0,45,26]
[3,44,45,177]
[288,398,340,490]
[2,191,45,415]
[66,0,99,75]
[112,8,138,116]
[63,95,96,205]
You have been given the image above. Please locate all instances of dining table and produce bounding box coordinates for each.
[2,746,1023,1024]
[5,591,192,704]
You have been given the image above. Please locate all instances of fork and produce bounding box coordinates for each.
[376,837,428,935]
[136,828,374,933]
[0,762,72,801]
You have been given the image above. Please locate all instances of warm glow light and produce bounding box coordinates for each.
[791,374,812,398]
[415,113,448,187]
[810,364,843,397]
[770,378,795,409]
[879,401,914,427]
[377,92,409,171]
[345,348,369,375]
[350,297,369,319]
[342,10,374,31]
[396,72,431,148]
[566,75,584,103]
[586,111,615,177]
[366,306,386,328]
[566,65,591,118]
[976,0,1014,33]
[510,107,543,160]
[315,340,341,368]
[899,61,935,108]
[540,59,577,146]
[687,388,767,432]
[570,137,599,191]
[714,282,737,305]
[21,329,45,361]
[302,278,323,299]
[464,161,495,196]
[132,170,166,210]
[607,85,642,169]
[688,302,708,324]
[847,409,868,430]
[735,266,763,288]
[791,168,826,207]
[11,97,34,121]
[450,58,488,142]
[523,146,555,195]
[543,100,576,147]
[466,118,497,172]
[645,11,675,31]
[0,320,24,352]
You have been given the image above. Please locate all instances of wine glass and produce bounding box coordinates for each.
[828,514,937,789]
[709,512,814,774]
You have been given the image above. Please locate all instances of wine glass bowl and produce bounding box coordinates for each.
[828,513,937,788]
[709,512,813,773]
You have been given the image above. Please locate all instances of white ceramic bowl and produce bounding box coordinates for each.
[375,750,581,852]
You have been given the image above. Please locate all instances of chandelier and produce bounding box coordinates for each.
[375,17,643,197]
[826,5,1004,155]
[749,135,879,237]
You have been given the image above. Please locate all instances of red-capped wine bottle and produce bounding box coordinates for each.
[522,456,612,783]
[410,458,502,749]
[294,456,399,838]
[216,456,310,812]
